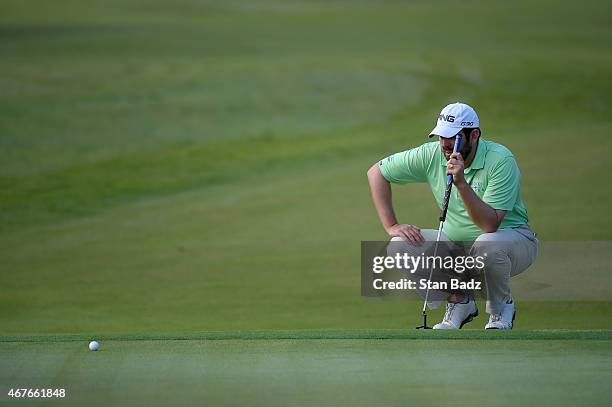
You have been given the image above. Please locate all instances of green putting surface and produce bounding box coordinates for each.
[2,333,612,406]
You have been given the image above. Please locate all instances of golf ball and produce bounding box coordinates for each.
[88,340,100,351]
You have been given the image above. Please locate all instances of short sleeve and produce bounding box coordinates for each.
[378,144,431,184]
[482,157,520,211]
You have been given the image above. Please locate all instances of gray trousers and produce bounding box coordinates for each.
[388,224,538,315]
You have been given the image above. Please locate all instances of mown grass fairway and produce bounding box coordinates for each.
[1,0,611,405]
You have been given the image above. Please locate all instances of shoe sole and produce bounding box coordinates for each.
[485,310,516,330]
[459,308,479,329]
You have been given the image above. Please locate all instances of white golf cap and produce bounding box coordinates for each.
[429,102,479,138]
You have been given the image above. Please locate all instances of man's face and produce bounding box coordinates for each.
[440,131,473,161]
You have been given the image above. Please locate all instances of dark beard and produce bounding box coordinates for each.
[443,137,477,161]
[460,140,473,161]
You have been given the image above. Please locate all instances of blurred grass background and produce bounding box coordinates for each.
[1,0,611,334]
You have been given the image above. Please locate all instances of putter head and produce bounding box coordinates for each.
[415,312,431,329]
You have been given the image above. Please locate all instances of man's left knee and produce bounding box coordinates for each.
[472,231,510,265]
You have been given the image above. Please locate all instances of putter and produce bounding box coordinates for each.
[416,134,463,330]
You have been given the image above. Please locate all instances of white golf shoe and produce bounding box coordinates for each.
[485,300,516,330]
[433,296,478,330]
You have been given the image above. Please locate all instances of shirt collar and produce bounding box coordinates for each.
[467,138,486,172]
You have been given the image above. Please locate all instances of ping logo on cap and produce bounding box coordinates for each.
[429,102,480,138]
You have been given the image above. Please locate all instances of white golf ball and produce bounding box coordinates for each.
[88,340,100,351]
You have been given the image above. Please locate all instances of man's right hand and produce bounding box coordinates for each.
[367,164,424,244]
[385,224,425,244]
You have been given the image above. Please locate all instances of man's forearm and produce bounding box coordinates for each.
[455,181,503,233]
[367,165,398,230]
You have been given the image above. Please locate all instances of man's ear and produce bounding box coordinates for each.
[470,128,480,142]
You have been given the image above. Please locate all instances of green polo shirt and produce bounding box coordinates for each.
[379,138,529,242]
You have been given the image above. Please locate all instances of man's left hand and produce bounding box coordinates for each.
[447,152,466,186]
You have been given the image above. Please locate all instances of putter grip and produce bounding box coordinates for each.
[439,135,463,222]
